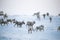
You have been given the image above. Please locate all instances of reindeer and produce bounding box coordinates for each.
[49,17,52,22]
[7,19,15,23]
[26,21,35,33]
[57,26,60,31]
[1,21,8,26]
[46,12,49,16]
[0,11,4,16]
[0,11,8,19]
[28,27,33,33]
[35,25,44,31]
[26,21,35,28]
[0,19,8,26]
[3,13,8,19]
[33,12,40,20]
[0,19,4,25]
[13,21,25,27]
[43,14,46,19]
[58,14,60,16]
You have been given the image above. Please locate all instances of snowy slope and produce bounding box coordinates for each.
[0,15,60,40]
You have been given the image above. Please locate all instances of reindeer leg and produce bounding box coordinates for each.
[4,23,5,26]
[14,24,16,27]
[28,31,29,33]
[31,30,32,33]
[43,28,44,31]
[1,23,2,26]
[17,24,18,27]
[20,25,22,27]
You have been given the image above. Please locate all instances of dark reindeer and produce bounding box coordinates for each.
[43,14,46,19]
[46,12,49,16]
[57,26,60,31]
[35,25,44,31]
[33,12,40,20]
[13,21,25,27]
[3,13,8,19]
[1,21,8,26]
[0,19,8,26]
[0,11,4,16]
[26,21,35,33]
[0,19,3,25]
[58,14,60,16]
[28,27,33,33]
[7,19,15,23]
[0,11,8,19]
[49,17,52,22]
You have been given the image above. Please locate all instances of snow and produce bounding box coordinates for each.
[0,15,60,40]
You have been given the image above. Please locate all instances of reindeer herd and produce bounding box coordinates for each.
[0,11,60,33]
[33,12,52,22]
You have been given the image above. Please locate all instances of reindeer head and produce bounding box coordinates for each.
[33,21,35,24]
[22,21,25,24]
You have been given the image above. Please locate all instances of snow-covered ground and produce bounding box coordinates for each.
[0,15,60,40]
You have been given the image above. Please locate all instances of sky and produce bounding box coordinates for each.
[0,0,60,16]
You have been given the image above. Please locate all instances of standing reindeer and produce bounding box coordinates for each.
[33,12,40,20]
[3,13,8,19]
[57,26,60,31]
[58,14,60,16]
[13,21,25,27]
[1,21,8,26]
[26,21,35,33]
[0,11,4,16]
[43,14,46,19]
[35,25,44,31]
[0,19,8,26]
[49,17,52,22]
[0,19,3,25]
[0,11,8,19]
[46,12,49,16]
[7,19,15,23]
